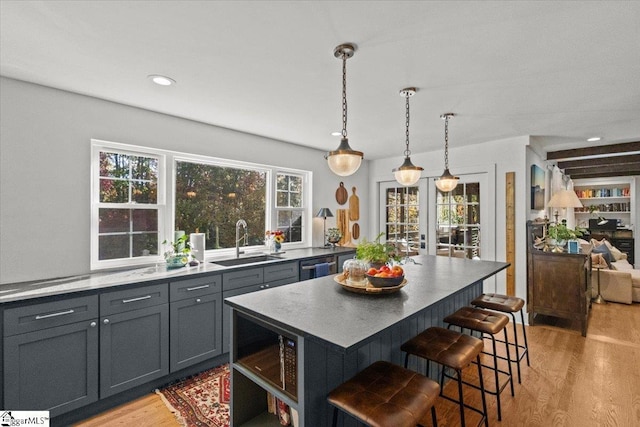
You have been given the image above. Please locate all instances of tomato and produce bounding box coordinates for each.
[391,266,404,277]
[367,268,378,276]
[379,265,391,273]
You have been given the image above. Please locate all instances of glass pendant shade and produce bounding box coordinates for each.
[435,168,459,192]
[327,138,364,176]
[393,157,422,186]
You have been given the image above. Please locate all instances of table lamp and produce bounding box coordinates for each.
[316,208,334,247]
[547,189,583,224]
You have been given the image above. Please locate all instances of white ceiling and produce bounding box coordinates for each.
[1,1,639,159]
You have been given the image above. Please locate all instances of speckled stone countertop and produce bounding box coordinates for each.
[0,247,355,304]
[226,255,509,352]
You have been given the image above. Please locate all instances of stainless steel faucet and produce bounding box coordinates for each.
[235,219,248,258]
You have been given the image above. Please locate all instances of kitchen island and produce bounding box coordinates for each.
[225,255,509,427]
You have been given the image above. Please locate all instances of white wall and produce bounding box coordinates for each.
[368,135,531,306]
[0,77,369,283]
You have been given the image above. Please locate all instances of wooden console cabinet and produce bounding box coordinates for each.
[526,221,592,336]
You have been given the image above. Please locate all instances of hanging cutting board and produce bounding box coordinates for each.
[336,182,348,205]
[352,223,360,240]
[337,209,351,246]
[349,187,360,220]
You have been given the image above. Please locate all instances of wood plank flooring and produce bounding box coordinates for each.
[75,302,640,427]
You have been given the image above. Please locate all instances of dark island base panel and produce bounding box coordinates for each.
[51,353,230,427]
[232,281,483,427]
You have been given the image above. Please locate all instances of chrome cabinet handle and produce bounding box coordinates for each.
[196,298,201,303]
[301,261,336,270]
[103,319,110,325]
[186,285,210,291]
[122,295,151,304]
[35,309,74,320]
[90,321,97,327]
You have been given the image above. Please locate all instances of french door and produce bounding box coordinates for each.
[428,172,492,261]
[379,180,427,259]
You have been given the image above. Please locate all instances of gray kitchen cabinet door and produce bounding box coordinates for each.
[100,304,169,398]
[3,320,99,416]
[170,292,222,372]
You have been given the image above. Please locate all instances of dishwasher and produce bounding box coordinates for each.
[299,255,337,280]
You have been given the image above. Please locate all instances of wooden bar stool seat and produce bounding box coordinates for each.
[327,360,440,427]
[471,293,530,383]
[444,307,515,421]
[401,327,488,427]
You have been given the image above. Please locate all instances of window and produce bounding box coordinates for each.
[275,173,304,243]
[91,140,311,269]
[174,160,267,249]
[91,144,164,269]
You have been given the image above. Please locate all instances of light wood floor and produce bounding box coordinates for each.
[75,302,640,427]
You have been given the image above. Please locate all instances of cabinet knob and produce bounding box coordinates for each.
[103,319,110,325]
[196,298,201,303]
[90,321,97,328]
[260,285,265,289]
[265,284,270,288]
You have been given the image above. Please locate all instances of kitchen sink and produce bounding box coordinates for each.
[210,255,282,267]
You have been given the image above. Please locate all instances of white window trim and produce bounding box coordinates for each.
[91,139,312,270]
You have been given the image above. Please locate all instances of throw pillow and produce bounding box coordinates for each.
[592,243,613,268]
[591,253,609,268]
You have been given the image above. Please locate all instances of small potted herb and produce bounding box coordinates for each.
[355,232,399,267]
[162,234,191,268]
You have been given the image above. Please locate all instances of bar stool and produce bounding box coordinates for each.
[471,293,530,383]
[327,360,440,427]
[401,327,488,427]
[443,307,514,421]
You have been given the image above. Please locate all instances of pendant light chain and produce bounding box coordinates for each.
[404,92,411,157]
[444,114,450,169]
[341,52,348,138]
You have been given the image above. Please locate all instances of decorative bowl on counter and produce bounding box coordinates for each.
[166,254,189,268]
[366,273,405,288]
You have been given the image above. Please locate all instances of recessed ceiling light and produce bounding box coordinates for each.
[587,137,602,142]
[147,75,175,86]
[330,131,342,136]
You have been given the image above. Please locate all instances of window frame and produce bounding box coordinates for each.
[91,139,312,270]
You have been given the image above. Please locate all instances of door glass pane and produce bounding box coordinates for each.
[436,181,481,259]
[385,186,420,257]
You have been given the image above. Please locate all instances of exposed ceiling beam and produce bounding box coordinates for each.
[557,154,640,170]
[564,163,640,179]
[547,141,640,161]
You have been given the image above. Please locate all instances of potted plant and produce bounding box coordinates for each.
[162,234,191,268]
[547,222,584,252]
[355,232,399,267]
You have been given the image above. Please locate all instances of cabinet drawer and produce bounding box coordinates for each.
[223,267,263,292]
[100,283,168,316]
[4,295,98,337]
[170,274,221,302]
[264,262,298,283]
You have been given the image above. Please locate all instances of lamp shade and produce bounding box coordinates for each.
[435,168,460,192]
[327,138,363,176]
[316,208,334,218]
[393,157,423,186]
[547,189,583,209]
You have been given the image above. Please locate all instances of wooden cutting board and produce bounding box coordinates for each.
[352,223,360,240]
[337,209,351,246]
[336,182,348,205]
[349,186,359,220]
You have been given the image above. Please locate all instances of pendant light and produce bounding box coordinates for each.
[325,43,363,177]
[435,113,459,192]
[393,88,423,186]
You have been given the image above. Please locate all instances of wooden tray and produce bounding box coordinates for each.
[333,274,407,294]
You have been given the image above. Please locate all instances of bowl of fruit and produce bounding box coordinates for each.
[365,265,405,288]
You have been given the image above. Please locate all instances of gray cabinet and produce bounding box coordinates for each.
[169,275,222,372]
[3,295,99,416]
[99,283,169,398]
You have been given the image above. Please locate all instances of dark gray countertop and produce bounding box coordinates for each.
[225,255,509,352]
[0,247,355,304]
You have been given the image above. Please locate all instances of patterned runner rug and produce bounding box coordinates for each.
[156,364,230,427]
